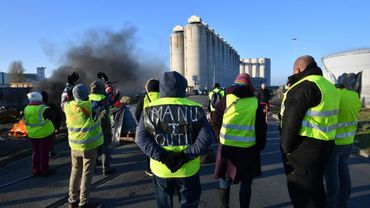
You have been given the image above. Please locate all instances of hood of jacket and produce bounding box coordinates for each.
[160,71,187,98]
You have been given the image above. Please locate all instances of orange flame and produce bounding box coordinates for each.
[9,120,28,137]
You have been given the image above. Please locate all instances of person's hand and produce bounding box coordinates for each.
[67,72,79,85]
[160,151,189,173]
[97,72,109,81]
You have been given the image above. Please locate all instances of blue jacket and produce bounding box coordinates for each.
[136,71,214,160]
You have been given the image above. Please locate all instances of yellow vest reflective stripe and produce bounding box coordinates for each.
[208,88,224,112]
[147,97,202,178]
[335,89,361,145]
[23,104,55,139]
[143,91,160,109]
[220,94,257,148]
[281,75,340,141]
[89,93,106,101]
[64,100,104,151]
[68,120,102,133]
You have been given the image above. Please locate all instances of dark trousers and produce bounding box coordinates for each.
[153,174,201,208]
[101,118,112,171]
[30,135,53,175]
[324,144,353,208]
[283,139,334,208]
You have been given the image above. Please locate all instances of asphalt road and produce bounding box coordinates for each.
[1,121,370,208]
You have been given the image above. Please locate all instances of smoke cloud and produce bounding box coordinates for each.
[37,27,166,104]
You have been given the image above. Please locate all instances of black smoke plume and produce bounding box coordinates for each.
[37,27,166,104]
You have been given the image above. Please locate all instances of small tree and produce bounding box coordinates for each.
[8,60,25,83]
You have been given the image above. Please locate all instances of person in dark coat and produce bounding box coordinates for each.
[280,55,340,208]
[134,78,160,176]
[256,83,270,103]
[213,73,267,208]
[136,71,213,208]
[41,91,63,158]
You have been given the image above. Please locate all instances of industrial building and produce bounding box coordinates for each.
[322,48,370,107]
[240,58,271,87]
[170,15,240,90]
[0,67,46,86]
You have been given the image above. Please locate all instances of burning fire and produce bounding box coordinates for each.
[9,120,28,137]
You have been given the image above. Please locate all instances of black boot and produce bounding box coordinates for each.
[219,188,230,208]
[239,190,251,208]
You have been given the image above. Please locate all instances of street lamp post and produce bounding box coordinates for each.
[292,38,297,58]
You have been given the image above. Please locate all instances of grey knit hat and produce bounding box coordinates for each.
[72,84,89,100]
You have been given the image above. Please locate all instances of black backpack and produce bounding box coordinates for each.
[211,92,222,108]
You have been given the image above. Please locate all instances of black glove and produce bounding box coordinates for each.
[160,151,189,173]
[97,72,109,81]
[67,72,79,85]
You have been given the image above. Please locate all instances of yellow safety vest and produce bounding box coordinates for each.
[281,75,340,141]
[335,89,361,145]
[23,104,55,139]
[143,92,160,109]
[208,88,225,112]
[220,94,258,148]
[64,100,104,151]
[89,93,106,102]
[146,97,202,178]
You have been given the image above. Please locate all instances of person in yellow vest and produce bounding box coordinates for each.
[280,55,340,207]
[136,71,213,208]
[212,73,267,208]
[324,83,361,208]
[208,83,224,117]
[64,83,104,208]
[23,92,56,177]
[134,78,160,176]
[89,79,116,175]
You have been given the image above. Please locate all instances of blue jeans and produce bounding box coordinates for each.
[324,144,352,208]
[153,174,201,208]
[219,177,252,193]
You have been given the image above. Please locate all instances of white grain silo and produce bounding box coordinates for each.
[258,58,266,79]
[244,58,252,75]
[236,53,240,77]
[240,59,246,74]
[170,25,185,75]
[206,28,214,89]
[222,41,228,86]
[170,16,240,90]
[213,34,220,87]
[225,44,231,86]
[251,58,259,77]
[184,15,208,90]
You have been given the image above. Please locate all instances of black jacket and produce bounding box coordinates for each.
[256,89,271,103]
[134,93,145,122]
[280,66,324,154]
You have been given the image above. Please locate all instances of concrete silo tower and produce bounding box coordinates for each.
[251,58,259,77]
[170,25,185,75]
[170,15,240,90]
[184,15,208,90]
